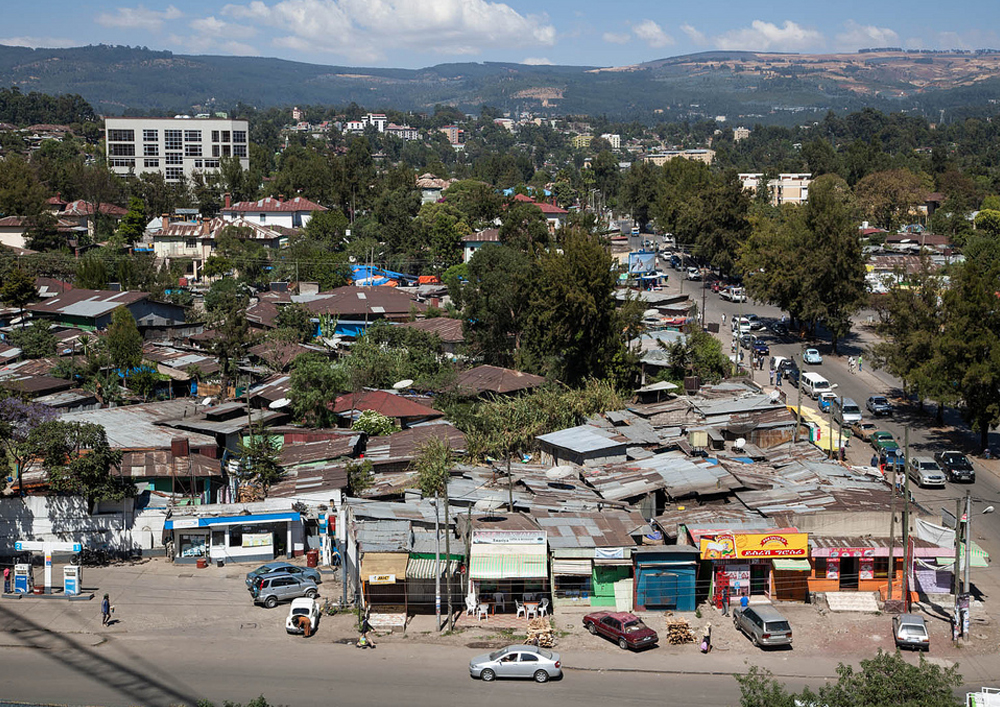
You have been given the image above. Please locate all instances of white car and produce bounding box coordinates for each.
[285,597,320,636]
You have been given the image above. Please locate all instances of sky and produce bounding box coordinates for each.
[2,0,999,69]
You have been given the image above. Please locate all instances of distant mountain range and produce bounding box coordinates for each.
[5,44,1000,123]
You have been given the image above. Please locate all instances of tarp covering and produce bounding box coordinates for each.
[406,557,459,579]
[552,559,592,576]
[362,552,410,581]
[772,558,812,570]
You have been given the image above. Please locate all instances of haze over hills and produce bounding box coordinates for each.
[4,43,1000,123]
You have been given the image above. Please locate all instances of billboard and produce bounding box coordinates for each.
[628,251,656,275]
[700,532,809,560]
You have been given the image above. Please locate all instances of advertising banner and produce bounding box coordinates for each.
[700,532,808,560]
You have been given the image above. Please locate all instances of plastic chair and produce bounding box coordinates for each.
[476,604,489,621]
[526,603,538,620]
[538,597,549,617]
[515,600,525,618]
[465,596,477,616]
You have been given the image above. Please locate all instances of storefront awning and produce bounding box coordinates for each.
[470,543,548,580]
[406,557,459,579]
[772,558,811,570]
[936,542,989,569]
[362,552,410,583]
[552,559,592,576]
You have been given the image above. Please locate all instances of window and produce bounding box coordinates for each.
[211,530,225,546]
[184,130,201,142]
[204,159,220,168]
[142,129,158,142]
[221,131,231,142]
[184,144,203,157]
[519,653,538,662]
[186,238,198,249]
[165,167,184,181]
[233,130,247,143]
[108,128,135,142]
[110,158,135,168]
[221,145,231,157]
[109,144,135,156]
[165,153,183,165]
[233,144,247,158]
[144,159,160,168]
[259,213,266,223]
[164,129,183,150]
[212,145,220,157]
[814,558,827,579]
[229,528,243,547]
[194,160,203,169]
[143,144,159,156]
[211,130,220,142]
[874,558,890,579]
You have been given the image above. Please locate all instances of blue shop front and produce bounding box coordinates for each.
[633,545,699,612]
[165,510,304,564]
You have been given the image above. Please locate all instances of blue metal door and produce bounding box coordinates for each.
[638,569,678,608]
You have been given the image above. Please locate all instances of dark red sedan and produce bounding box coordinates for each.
[583,611,659,651]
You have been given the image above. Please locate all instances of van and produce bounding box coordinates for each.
[833,397,862,425]
[801,371,833,399]
[733,604,792,648]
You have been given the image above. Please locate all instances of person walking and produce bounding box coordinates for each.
[769,368,775,386]
[848,356,855,374]
[721,584,731,616]
[101,593,111,626]
[858,355,863,373]
[721,313,726,326]
[3,566,9,594]
[871,453,879,468]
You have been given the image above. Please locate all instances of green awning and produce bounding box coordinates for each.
[937,542,989,569]
[772,558,812,571]
[469,552,548,580]
[406,557,459,580]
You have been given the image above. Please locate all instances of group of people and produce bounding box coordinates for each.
[848,355,864,374]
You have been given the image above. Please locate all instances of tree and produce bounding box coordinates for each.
[115,195,147,245]
[0,397,57,496]
[855,169,927,231]
[735,666,796,707]
[272,303,315,343]
[345,459,374,496]
[105,307,143,371]
[27,420,131,511]
[351,410,400,437]
[289,353,348,427]
[693,171,752,275]
[8,324,57,358]
[413,437,456,629]
[209,299,252,401]
[620,161,659,229]
[661,329,729,384]
[0,266,37,326]
[238,424,283,494]
[973,208,1000,239]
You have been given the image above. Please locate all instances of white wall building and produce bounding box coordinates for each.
[738,173,812,206]
[600,133,621,149]
[104,116,250,183]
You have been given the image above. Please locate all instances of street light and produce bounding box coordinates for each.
[956,497,994,641]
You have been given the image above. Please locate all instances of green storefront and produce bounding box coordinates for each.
[551,547,634,608]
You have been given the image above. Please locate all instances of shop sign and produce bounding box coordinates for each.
[172,518,200,529]
[827,547,875,558]
[700,532,808,560]
[859,558,874,580]
[368,574,396,585]
[472,530,546,545]
[827,558,840,580]
[242,533,272,548]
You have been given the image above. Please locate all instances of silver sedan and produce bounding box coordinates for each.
[469,645,562,683]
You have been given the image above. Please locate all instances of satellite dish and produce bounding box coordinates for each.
[201,397,213,406]
[546,465,576,480]
[269,398,291,410]
[734,438,747,450]
[393,379,414,390]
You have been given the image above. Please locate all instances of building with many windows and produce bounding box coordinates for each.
[104,116,250,182]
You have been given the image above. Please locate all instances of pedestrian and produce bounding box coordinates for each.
[701,622,713,653]
[721,585,731,616]
[776,371,782,387]
[101,593,111,626]
[740,594,749,611]
[871,453,878,468]
[3,566,9,594]
[769,368,775,386]
[721,313,726,325]
[858,355,863,373]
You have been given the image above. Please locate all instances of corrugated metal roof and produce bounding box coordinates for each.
[537,425,627,454]
[533,510,647,549]
[60,401,216,449]
[356,520,412,552]
[582,452,741,501]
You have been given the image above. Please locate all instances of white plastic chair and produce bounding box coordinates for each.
[465,596,477,616]
[526,603,538,620]
[538,597,549,617]
[515,600,525,618]
[476,604,489,621]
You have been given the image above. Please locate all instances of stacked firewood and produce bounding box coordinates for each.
[664,618,695,644]
[526,618,555,647]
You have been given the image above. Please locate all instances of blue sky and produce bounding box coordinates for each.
[2,0,998,68]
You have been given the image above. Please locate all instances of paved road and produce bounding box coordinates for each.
[0,634,824,707]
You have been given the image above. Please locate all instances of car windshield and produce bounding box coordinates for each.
[623,620,647,633]
[844,405,861,414]
[919,462,940,471]
[488,649,508,661]
[766,621,791,632]
[871,397,887,404]
[900,625,927,637]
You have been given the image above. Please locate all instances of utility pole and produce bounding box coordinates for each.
[434,490,441,631]
[444,481,453,631]
[793,354,803,443]
[963,490,973,596]
[952,495,963,641]
[886,463,897,603]
[827,396,835,460]
[901,426,911,607]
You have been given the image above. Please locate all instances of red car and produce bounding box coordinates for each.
[583,611,659,651]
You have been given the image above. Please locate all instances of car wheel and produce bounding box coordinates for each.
[586,622,597,635]
[481,669,495,682]
[533,670,550,683]
[304,588,318,599]
[752,634,759,647]
[264,596,277,609]
[618,637,629,650]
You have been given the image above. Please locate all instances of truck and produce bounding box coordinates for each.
[720,286,747,302]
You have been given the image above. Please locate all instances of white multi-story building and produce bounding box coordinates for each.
[600,133,621,149]
[104,116,250,183]
[738,173,812,206]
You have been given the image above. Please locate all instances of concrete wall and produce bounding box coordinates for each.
[776,510,926,537]
[0,496,136,556]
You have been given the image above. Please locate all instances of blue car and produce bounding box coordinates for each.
[803,348,823,365]
[245,561,322,589]
[817,392,837,412]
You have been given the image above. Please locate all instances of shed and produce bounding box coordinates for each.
[537,425,628,466]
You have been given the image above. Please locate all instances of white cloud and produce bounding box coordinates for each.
[633,19,673,48]
[220,0,555,61]
[602,32,631,45]
[715,20,823,52]
[96,5,183,31]
[680,24,708,46]
[0,36,77,48]
[522,57,552,65]
[835,20,899,50]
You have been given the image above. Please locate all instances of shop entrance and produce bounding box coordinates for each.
[839,557,859,590]
[750,563,769,595]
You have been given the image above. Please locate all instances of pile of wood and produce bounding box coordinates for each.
[664,617,695,644]
[526,618,555,648]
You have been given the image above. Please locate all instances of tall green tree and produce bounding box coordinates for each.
[0,266,37,327]
[855,169,927,231]
[289,353,348,427]
[693,171,752,275]
[115,196,147,245]
[105,307,143,371]
[413,437,456,629]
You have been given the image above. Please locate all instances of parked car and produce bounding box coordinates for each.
[769,321,789,337]
[732,316,753,335]
[583,611,659,651]
[870,431,900,453]
[892,614,929,651]
[907,456,947,488]
[851,421,880,443]
[245,561,322,589]
[733,605,793,649]
[745,313,763,330]
[802,348,823,365]
[720,286,747,302]
[817,391,837,412]
[251,572,318,608]
[866,395,894,417]
[934,451,976,483]
[285,597,320,635]
[686,266,702,281]
[469,645,562,683]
